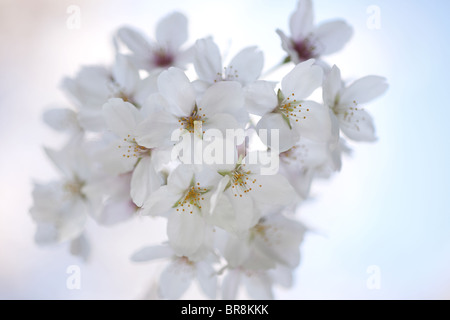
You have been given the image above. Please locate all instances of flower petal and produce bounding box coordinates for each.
[228,46,264,85]
[196,261,217,299]
[159,258,195,299]
[136,111,179,148]
[157,67,196,117]
[289,0,314,41]
[167,210,206,257]
[256,112,300,153]
[199,81,245,118]
[293,100,332,143]
[194,37,222,83]
[281,59,323,100]
[117,26,152,57]
[337,109,377,142]
[340,76,389,105]
[130,156,162,207]
[155,12,188,52]
[103,98,141,137]
[322,65,343,108]
[250,174,298,206]
[131,245,173,262]
[314,20,353,55]
[244,81,277,116]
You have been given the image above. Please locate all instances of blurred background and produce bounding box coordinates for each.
[1,0,449,299]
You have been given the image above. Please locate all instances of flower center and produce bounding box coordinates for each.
[63,177,85,198]
[293,38,317,61]
[118,134,151,159]
[214,66,239,83]
[227,164,262,197]
[275,90,310,127]
[153,48,174,68]
[179,105,206,133]
[174,183,209,214]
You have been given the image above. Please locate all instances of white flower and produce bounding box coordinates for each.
[222,214,307,271]
[136,67,247,149]
[193,37,263,91]
[323,65,388,141]
[101,98,163,207]
[277,0,353,67]
[117,12,192,72]
[140,165,221,258]
[61,54,157,131]
[246,59,331,152]
[131,244,217,299]
[210,155,299,235]
[30,140,98,244]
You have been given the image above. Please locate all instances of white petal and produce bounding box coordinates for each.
[77,108,106,132]
[159,258,195,299]
[244,81,277,116]
[130,156,162,207]
[314,20,353,55]
[136,111,179,148]
[157,67,196,116]
[155,12,188,52]
[256,113,300,153]
[103,98,141,137]
[250,174,298,206]
[70,233,90,261]
[140,186,179,216]
[43,108,80,133]
[281,59,323,100]
[194,37,222,83]
[167,211,206,257]
[99,198,136,225]
[337,109,377,142]
[112,54,140,94]
[131,245,173,262]
[167,164,195,194]
[276,29,300,64]
[202,113,241,137]
[322,65,343,108]
[228,46,264,85]
[222,269,241,300]
[340,76,389,105]
[57,198,88,243]
[289,0,314,41]
[224,234,251,268]
[243,272,273,300]
[117,26,152,57]
[199,81,244,117]
[196,261,217,299]
[293,100,332,143]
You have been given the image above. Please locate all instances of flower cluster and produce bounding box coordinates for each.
[30,0,388,299]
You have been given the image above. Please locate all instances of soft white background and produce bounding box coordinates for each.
[0,0,449,299]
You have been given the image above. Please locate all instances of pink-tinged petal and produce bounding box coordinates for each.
[159,258,195,299]
[281,59,323,100]
[256,112,300,153]
[244,81,277,116]
[228,46,264,85]
[99,198,136,225]
[313,20,353,55]
[103,98,141,137]
[167,211,206,257]
[117,26,152,57]
[131,245,174,262]
[194,37,222,83]
[340,76,389,106]
[157,67,196,117]
[289,0,314,41]
[323,65,343,108]
[337,109,377,142]
[276,29,300,64]
[130,156,162,207]
[155,12,188,52]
